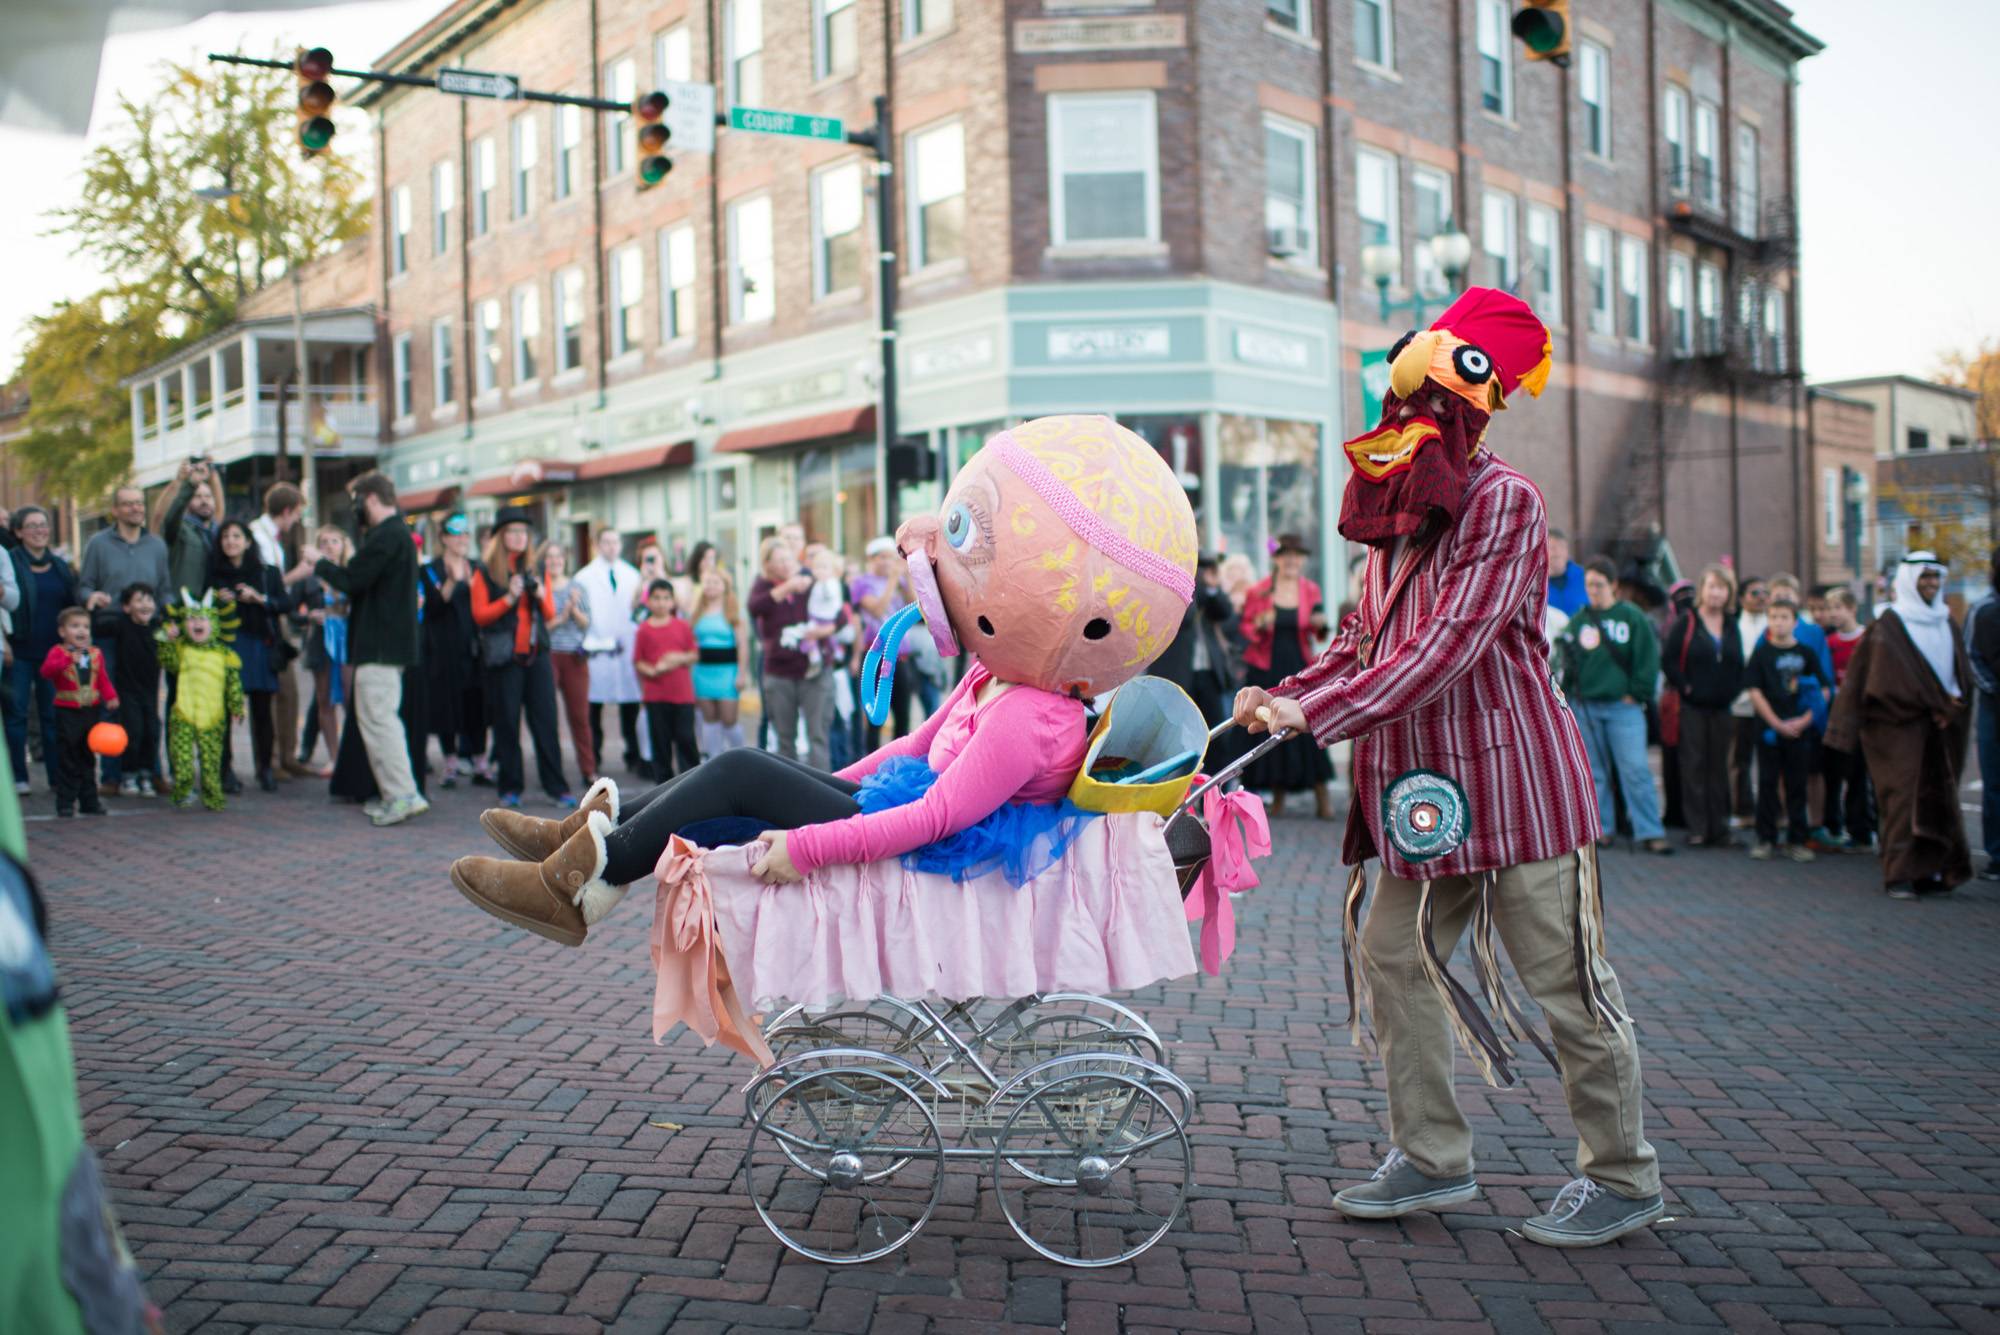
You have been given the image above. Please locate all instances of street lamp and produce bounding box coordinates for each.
[1362,220,1474,325]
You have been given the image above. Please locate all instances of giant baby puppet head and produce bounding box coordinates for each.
[897,415,1199,700]
[1340,287,1553,547]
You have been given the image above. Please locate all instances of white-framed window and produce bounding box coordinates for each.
[556,104,583,200]
[660,223,696,342]
[1737,279,1760,369]
[1267,0,1308,35]
[1763,285,1787,373]
[1734,122,1760,237]
[1048,93,1160,247]
[1663,86,1688,190]
[390,185,411,275]
[603,56,635,177]
[725,0,764,108]
[727,194,775,324]
[609,243,643,357]
[815,0,858,80]
[1263,116,1317,265]
[1693,100,1720,209]
[1482,188,1517,291]
[510,114,537,219]
[906,0,952,38]
[1583,224,1613,335]
[1665,251,1692,357]
[432,160,455,255]
[1356,145,1399,282]
[432,317,456,407]
[512,284,540,382]
[392,332,413,418]
[812,160,866,298]
[1579,41,1610,158]
[1617,235,1648,343]
[1524,201,1561,323]
[1412,166,1454,297]
[475,298,502,393]
[1695,261,1722,354]
[1354,0,1393,68]
[907,119,966,269]
[555,266,585,372]
[472,137,496,236]
[1475,0,1511,118]
[1822,467,1840,545]
[655,24,692,83]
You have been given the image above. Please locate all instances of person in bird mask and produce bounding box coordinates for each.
[1234,288,1664,1248]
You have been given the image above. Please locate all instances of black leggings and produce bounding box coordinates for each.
[645,701,701,779]
[248,689,275,775]
[602,747,860,885]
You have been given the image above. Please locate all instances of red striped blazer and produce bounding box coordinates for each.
[1273,452,1598,880]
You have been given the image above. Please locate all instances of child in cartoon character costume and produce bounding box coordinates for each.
[1234,289,1665,1248]
[450,414,1199,943]
[157,592,246,811]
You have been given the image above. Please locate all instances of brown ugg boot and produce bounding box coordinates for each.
[481,775,620,862]
[451,810,628,947]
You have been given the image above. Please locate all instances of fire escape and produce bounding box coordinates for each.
[1611,163,1801,577]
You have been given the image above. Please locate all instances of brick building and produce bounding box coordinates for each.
[281,0,1820,591]
[1803,385,1874,595]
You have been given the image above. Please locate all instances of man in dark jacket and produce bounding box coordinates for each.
[5,508,80,793]
[157,459,219,599]
[316,472,426,826]
[1152,554,1236,725]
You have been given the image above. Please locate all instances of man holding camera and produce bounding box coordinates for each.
[158,458,220,600]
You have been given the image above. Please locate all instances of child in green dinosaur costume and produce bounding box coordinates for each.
[157,591,244,811]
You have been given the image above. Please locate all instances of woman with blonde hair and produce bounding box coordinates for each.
[689,566,749,757]
[297,523,353,774]
[469,508,575,810]
[541,538,596,783]
[1661,563,1744,847]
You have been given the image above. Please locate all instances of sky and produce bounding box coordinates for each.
[2,0,1996,384]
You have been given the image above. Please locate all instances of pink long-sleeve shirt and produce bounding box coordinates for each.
[786,663,1088,875]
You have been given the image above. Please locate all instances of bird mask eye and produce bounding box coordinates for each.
[1451,344,1493,384]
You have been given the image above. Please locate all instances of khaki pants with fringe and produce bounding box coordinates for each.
[1361,849,1661,1199]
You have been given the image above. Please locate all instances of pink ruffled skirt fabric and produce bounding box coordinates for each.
[650,813,1196,1056]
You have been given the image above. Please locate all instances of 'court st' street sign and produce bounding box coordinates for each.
[728,106,843,141]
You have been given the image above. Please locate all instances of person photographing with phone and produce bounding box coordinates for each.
[469,508,576,811]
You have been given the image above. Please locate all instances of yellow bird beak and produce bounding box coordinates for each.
[1389,331,1442,402]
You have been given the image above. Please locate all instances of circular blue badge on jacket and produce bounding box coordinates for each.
[1382,769,1469,863]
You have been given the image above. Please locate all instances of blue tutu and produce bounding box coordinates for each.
[857,755,1096,887]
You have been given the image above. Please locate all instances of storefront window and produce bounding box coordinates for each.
[955,419,1007,469]
[1218,415,1321,574]
[797,447,836,551]
[838,441,879,559]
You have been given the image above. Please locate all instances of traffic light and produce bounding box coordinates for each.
[1511,0,1571,65]
[634,90,671,189]
[888,439,936,485]
[294,46,336,156]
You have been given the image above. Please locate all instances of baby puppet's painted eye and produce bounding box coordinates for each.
[1452,345,1493,383]
[943,503,975,549]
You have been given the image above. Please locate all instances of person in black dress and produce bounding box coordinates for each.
[421,514,489,788]
[1236,533,1334,818]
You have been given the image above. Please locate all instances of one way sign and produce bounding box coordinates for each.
[437,67,521,100]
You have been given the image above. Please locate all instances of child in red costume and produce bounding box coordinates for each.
[40,607,118,818]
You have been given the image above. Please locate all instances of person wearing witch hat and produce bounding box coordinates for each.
[1233,288,1664,1247]
[469,506,577,811]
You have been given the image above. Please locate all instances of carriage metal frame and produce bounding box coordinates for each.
[735,723,1285,1268]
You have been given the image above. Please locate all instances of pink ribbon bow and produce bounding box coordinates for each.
[650,836,775,1066]
[1183,785,1272,975]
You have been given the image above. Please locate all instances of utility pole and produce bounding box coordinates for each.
[851,95,901,534]
[291,265,315,516]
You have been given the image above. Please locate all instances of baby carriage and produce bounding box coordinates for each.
[647,692,1288,1268]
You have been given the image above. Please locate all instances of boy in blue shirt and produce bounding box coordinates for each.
[1746,597,1830,861]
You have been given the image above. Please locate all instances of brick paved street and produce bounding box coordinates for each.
[31,764,2000,1334]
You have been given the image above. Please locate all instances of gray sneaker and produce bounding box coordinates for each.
[371,794,431,827]
[362,798,388,819]
[1332,1147,1479,1219]
[1520,1177,1665,1247]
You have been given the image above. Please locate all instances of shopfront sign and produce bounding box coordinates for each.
[616,400,691,444]
[907,332,996,381]
[741,368,845,417]
[1047,324,1172,362]
[1014,15,1186,53]
[1233,327,1313,373]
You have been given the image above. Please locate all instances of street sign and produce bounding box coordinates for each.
[662,79,717,155]
[437,67,521,100]
[729,105,843,142]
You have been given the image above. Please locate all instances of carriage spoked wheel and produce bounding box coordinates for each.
[983,995,1164,1073]
[745,1066,944,1265]
[991,1069,1192,1267]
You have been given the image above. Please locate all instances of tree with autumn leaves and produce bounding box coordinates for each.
[11,54,366,511]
